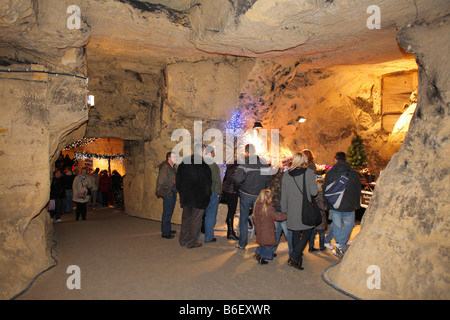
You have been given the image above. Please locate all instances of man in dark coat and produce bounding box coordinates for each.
[176,144,212,249]
[156,151,178,239]
[233,144,272,249]
[324,151,361,258]
[50,169,66,222]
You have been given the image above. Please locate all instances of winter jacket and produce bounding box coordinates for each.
[99,174,111,192]
[324,161,361,212]
[280,167,318,231]
[233,156,272,200]
[253,202,287,247]
[156,161,177,197]
[314,190,328,231]
[204,155,222,195]
[63,171,75,191]
[267,173,283,213]
[72,174,93,203]
[176,154,212,210]
[222,163,239,194]
[90,172,100,191]
[50,176,66,199]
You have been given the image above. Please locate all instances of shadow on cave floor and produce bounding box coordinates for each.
[18,206,359,300]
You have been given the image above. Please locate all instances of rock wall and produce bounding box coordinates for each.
[0,65,88,300]
[235,57,418,175]
[0,0,90,299]
[323,15,450,300]
[110,57,254,223]
[85,61,162,141]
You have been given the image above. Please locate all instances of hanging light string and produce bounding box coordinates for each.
[74,151,124,163]
[63,138,100,150]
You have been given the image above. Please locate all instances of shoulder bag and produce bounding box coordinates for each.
[293,173,322,226]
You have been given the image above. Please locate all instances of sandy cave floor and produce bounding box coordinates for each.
[17,205,361,300]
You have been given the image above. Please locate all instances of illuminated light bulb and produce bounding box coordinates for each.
[297,116,306,123]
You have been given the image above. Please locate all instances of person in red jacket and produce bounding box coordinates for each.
[253,189,287,265]
[99,170,112,206]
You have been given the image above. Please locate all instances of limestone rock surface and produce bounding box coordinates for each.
[1,0,450,300]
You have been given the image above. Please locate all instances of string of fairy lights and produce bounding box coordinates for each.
[63,137,100,150]
[63,138,125,163]
[74,151,125,163]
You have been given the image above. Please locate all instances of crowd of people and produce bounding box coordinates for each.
[49,154,124,222]
[156,144,362,270]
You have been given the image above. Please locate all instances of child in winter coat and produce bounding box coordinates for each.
[309,178,329,251]
[253,189,287,265]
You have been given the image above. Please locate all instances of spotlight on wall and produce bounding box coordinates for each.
[253,121,263,129]
[88,95,95,107]
[297,116,306,123]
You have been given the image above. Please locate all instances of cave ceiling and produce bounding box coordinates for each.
[2,0,449,76]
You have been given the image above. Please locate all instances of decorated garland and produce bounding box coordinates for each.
[74,151,124,162]
[63,138,100,150]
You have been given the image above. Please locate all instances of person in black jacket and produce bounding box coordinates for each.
[233,144,272,249]
[324,152,361,258]
[63,167,75,213]
[176,144,212,249]
[50,169,66,222]
[221,160,239,240]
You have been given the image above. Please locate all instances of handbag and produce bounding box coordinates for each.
[48,199,55,211]
[293,173,322,226]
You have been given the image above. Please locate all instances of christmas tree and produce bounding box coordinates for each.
[347,132,367,174]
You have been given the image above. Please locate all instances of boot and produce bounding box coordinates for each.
[287,258,304,270]
[226,218,239,240]
[258,258,268,265]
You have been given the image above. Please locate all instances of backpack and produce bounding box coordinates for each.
[324,170,350,209]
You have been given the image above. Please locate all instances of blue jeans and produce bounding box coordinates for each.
[256,246,274,260]
[330,209,355,251]
[309,229,325,249]
[274,220,293,256]
[64,190,73,213]
[204,193,220,241]
[161,190,177,236]
[325,224,334,243]
[238,197,256,248]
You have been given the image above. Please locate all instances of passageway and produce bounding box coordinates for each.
[1,0,449,300]
[16,206,358,300]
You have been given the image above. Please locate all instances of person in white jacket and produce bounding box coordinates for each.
[72,167,93,220]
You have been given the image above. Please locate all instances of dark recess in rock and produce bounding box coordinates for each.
[118,0,191,27]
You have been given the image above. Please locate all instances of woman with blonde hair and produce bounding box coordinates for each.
[253,189,287,265]
[281,152,318,270]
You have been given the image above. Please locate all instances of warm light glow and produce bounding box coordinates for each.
[392,103,416,134]
[279,146,293,159]
[93,158,125,176]
[62,138,126,176]
[297,116,306,123]
[88,95,95,106]
[244,129,268,160]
